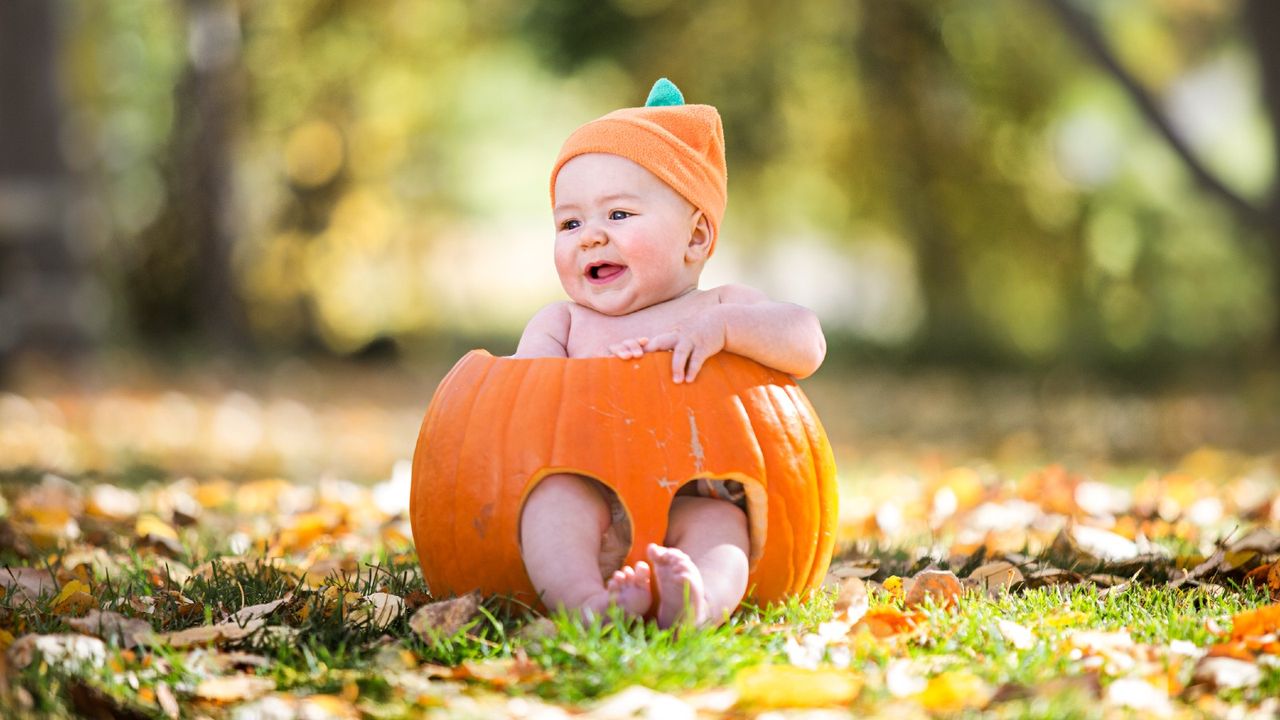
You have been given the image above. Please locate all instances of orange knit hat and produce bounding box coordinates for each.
[550,78,727,255]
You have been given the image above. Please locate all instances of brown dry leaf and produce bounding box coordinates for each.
[824,559,879,582]
[969,561,1024,595]
[458,652,549,688]
[67,610,153,647]
[409,591,481,641]
[905,569,963,609]
[734,664,861,708]
[226,595,290,625]
[0,567,56,604]
[1052,525,1139,564]
[918,671,992,713]
[193,674,276,703]
[833,576,869,624]
[353,592,404,630]
[150,618,266,648]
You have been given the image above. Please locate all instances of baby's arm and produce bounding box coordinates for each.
[511,302,571,358]
[636,284,826,382]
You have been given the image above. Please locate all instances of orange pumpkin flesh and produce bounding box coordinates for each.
[410,349,838,610]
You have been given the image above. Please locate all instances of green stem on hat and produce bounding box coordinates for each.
[645,78,685,107]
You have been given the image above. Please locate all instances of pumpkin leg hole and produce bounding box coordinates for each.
[674,479,766,569]
[519,473,633,581]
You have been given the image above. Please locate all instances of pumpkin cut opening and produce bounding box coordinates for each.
[673,477,767,570]
[516,472,636,579]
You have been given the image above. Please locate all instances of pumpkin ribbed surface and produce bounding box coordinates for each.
[409,349,838,609]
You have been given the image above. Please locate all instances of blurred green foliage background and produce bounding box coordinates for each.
[3,0,1278,374]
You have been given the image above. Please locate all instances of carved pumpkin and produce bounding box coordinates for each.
[409,349,838,609]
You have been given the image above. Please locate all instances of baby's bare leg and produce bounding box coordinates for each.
[650,496,749,628]
[520,473,650,621]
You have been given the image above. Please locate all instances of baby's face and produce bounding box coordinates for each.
[552,154,704,316]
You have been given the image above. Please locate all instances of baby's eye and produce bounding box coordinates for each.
[559,219,580,231]
[609,210,633,220]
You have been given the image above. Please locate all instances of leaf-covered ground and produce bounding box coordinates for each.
[1,380,1280,718]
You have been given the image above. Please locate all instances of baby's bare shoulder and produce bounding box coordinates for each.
[511,302,572,358]
[709,283,771,304]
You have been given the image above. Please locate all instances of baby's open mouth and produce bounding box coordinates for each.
[586,262,627,283]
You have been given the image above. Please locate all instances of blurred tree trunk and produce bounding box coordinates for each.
[1243,0,1280,347]
[129,0,249,351]
[0,0,93,375]
[1044,0,1280,349]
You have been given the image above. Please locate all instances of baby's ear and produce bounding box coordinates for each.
[685,210,714,263]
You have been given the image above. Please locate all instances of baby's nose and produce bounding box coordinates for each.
[580,226,608,248]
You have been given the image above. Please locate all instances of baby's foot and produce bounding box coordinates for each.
[606,561,652,617]
[647,544,708,628]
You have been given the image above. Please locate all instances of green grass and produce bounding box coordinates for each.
[6,544,1280,717]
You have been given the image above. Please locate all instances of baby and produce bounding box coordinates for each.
[514,79,826,628]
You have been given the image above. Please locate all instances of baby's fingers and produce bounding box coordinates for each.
[609,338,647,359]
[643,333,678,351]
[671,337,695,383]
[684,345,716,383]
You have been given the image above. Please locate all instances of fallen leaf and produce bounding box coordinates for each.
[458,653,549,688]
[409,591,481,641]
[1229,604,1280,640]
[67,610,153,647]
[919,671,992,712]
[226,595,289,625]
[354,592,404,630]
[193,675,276,702]
[881,575,904,598]
[905,569,963,609]
[7,633,106,670]
[734,664,861,708]
[824,559,879,582]
[1053,525,1139,564]
[1205,642,1254,661]
[1191,656,1263,691]
[156,682,179,719]
[885,658,927,697]
[592,685,696,720]
[833,576,869,624]
[856,607,921,638]
[85,484,140,521]
[969,561,1024,595]
[997,619,1034,650]
[51,580,95,616]
[149,618,266,648]
[1105,677,1172,716]
[0,566,56,604]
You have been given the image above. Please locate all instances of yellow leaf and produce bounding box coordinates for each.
[735,665,861,708]
[52,580,94,616]
[919,671,992,712]
[882,576,904,597]
[135,515,179,542]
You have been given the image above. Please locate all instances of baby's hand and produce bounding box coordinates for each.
[608,337,649,360]
[642,312,727,384]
